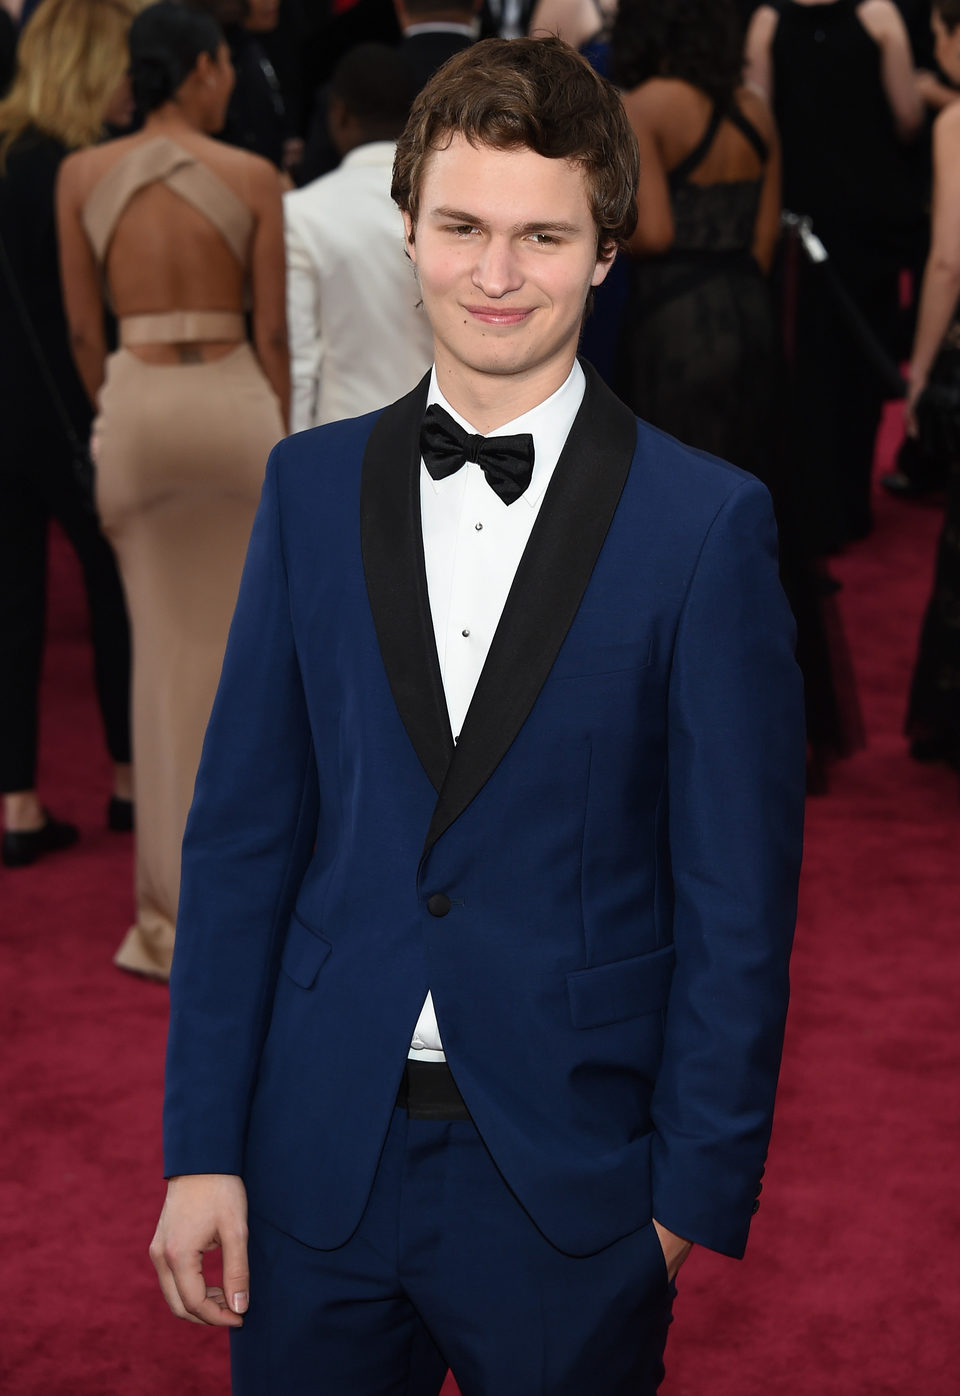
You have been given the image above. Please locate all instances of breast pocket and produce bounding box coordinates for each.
[280,912,332,989]
[567,943,675,1029]
[550,634,652,681]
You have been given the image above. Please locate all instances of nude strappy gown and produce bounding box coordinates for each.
[85,137,284,980]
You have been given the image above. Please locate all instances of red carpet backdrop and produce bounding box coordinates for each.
[1,403,958,1394]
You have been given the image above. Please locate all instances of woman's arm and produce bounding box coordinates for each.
[750,103,782,275]
[859,0,924,140]
[247,156,291,433]
[55,153,107,405]
[743,6,780,104]
[621,86,674,258]
[916,68,960,113]
[907,103,960,425]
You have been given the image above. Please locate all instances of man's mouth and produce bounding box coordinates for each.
[464,306,534,327]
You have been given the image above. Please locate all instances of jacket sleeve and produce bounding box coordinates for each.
[163,446,319,1178]
[284,201,324,433]
[650,476,806,1258]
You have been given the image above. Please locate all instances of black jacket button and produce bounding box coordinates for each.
[427,892,452,917]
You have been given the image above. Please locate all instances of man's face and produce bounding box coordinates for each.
[402,135,612,393]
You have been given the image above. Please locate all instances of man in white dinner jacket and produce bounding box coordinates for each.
[284,43,433,430]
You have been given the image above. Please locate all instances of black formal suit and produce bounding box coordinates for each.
[166,362,805,1391]
[400,27,474,92]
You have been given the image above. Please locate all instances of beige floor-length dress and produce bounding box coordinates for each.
[83,139,284,978]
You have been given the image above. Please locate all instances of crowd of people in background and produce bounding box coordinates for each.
[1,0,959,980]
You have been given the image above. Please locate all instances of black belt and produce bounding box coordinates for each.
[396,1060,471,1121]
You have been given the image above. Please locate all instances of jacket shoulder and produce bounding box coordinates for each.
[629,414,773,525]
[269,409,383,502]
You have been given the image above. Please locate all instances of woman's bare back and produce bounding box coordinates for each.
[640,78,774,184]
[63,124,279,363]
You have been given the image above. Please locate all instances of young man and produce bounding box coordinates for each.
[152,38,806,1395]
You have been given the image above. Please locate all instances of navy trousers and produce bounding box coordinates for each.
[231,1107,674,1395]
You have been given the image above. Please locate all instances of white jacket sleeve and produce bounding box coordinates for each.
[284,209,324,434]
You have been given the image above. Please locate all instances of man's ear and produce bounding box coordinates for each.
[401,210,417,262]
[590,245,615,289]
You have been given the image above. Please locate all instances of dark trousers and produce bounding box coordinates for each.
[231,1107,674,1395]
[0,446,130,792]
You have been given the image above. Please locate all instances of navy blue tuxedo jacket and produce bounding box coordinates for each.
[164,363,805,1261]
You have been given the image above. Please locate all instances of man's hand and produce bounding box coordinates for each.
[150,1174,250,1327]
[652,1218,693,1283]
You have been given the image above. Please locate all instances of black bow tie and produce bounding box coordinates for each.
[420,404,535,506]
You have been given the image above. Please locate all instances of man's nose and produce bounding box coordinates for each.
[471,237,523,298]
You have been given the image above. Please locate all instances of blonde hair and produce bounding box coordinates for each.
[0,0,142,162]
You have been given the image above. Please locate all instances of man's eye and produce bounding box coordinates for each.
[529,233,558,246]
[447,224,479,236]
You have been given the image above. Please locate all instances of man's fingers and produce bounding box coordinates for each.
[161,1241,243,1327]
[221,1223,251,1316]
[149,1238,205,1324]
[150,1174,249,1327]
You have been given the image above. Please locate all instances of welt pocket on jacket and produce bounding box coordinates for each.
[550,637,652,681]
[280,912,332,989]
[567,943,675,1029]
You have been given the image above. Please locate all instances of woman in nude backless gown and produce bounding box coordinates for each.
[57,1,289,979]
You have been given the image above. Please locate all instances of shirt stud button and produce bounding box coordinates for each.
[462,628,470,637]
[475,522,483,531]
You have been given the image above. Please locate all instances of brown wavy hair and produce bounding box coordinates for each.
[392,36,639,260]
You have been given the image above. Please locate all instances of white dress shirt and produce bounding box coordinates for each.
[409,360,587,1060]
[284,141,434,431]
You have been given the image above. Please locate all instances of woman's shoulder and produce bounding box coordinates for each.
[59,133,141,197]
[933,97,960,147]
[856,0,911,40]
[1,126,66,174]
[189,134,279,202]
[623,77,708,120]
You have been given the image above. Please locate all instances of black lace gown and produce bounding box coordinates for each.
[616,102,864,772]
[616,104,779,478]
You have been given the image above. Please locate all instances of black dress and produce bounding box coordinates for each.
[770,0,925,547]
[616,102,778,478]
[616,100,864,774]
[906,332,960,769]
[0,128,130,793]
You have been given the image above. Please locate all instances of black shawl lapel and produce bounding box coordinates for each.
[361,372,454,794]
[423,360,637,853]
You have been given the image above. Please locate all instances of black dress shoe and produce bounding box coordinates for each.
[2,812,79,868]
[107,796,134,832]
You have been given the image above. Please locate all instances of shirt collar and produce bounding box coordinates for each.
[340,140,397,170]
[403,21,476,37]
[424,360,586,509]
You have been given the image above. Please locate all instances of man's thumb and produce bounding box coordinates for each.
[222,1231,250,1315]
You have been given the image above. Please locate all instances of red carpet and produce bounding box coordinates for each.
[2,401,958,1394]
